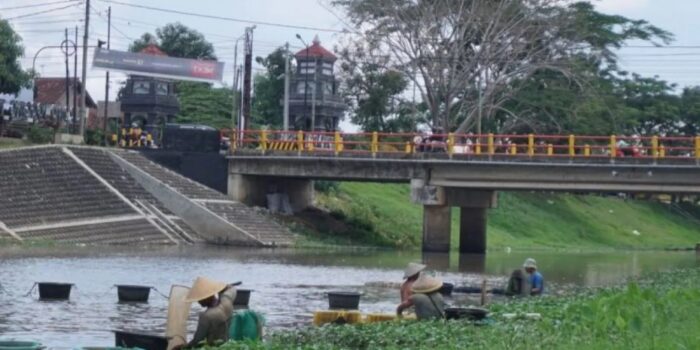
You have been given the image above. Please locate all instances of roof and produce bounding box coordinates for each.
[97,101,122,118]
[294,35,336,61]
[33,77,97,108]
[140,44,167,56]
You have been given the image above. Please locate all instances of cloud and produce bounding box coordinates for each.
[595,0,651,13]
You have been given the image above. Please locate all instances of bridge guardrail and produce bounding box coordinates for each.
[228,129,700,163]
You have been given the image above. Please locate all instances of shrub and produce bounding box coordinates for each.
[27,126,53,144]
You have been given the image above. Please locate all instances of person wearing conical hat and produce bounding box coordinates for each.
[397,273,445,320]
[523,258,544,296]
[175,277,237,349]
[396,262,426,314]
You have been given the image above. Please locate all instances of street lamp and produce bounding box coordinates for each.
[296,34,311,131]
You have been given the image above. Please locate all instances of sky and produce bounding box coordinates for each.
[3,0,700,130]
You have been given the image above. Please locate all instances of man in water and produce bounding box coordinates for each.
[175,277,237,348]
[397,274,445,320]
[523,258,544,296]
[396,262,426,315]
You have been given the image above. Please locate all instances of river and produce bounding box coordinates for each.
[0,246,697,348]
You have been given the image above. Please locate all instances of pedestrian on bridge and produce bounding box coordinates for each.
[523,258,544,296]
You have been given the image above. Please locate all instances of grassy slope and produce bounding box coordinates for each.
[314,182,700,250]
[0,137,31,149]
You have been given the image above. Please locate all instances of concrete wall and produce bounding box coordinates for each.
[110,152,264,246]
[228,174,313,213]
[141,150,228,193]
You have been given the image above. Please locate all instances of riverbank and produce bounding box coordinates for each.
[215,267,700,349]
[292,182,700,250]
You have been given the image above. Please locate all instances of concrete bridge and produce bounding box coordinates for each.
[227,130,700,253]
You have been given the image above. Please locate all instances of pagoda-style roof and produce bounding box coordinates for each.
[294,36,336,61]
[140,44,167,56]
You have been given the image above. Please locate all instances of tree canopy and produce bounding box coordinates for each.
[129,22,216,60]
[0,19,31,94]
[252,47,288,128]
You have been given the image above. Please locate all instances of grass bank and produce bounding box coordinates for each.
[295,182,700,250]
[0,137,31,149]
[211,268,700,349]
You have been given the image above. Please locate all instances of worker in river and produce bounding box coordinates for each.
[523,258,544,296]
[175,277,237,348]
[398,262,426,308]
[397,273,445,320]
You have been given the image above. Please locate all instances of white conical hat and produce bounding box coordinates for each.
[523,258,537,269]
[184,277,227,303]
[411,274,443,294]
[403,262,426,279]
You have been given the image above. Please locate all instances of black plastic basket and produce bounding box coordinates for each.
[444,307,489,321]
[114,331,168,350]
[328,291,361,310]
[234,289,251,306]
[37,282,72,300]
[439,282,454,296]
[116,285,151,303]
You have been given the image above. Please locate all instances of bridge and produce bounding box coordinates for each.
[227,130,700,253]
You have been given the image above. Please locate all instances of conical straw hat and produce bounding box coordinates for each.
[523,258,537,269]
[403,262,426,279]
[411,274,443,294]
[185,277,227,302]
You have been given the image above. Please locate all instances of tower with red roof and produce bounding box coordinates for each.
[290,36,345,131]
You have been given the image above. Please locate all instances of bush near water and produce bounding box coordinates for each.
[298,182,700,250]
[207,268,700,350]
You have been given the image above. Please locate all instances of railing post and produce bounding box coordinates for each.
[334,131,341,156]
[610,135,616,159]
[584,144,590,157]
[568,134,575,158]
[510,143,517,155]
[230,129,237,152]
[296,130,304,155]
[447,132,455,158]
[527,134,534,157]
[547,144,553,156]
[651,136,659,160]
[695,136,700,162]
[659,144,666,158]
[371,131,379,157]
[261,130,268,154]
[475,136,482,155]
[405,141,411,154]
[487,133,494,155]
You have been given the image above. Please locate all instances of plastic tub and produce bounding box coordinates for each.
[327,292,361,310]
[37,282,72,300]
[0,341,43,350]
[116,285,151,303]
[233,289,251,306]
[114,331,167,350]
[439,282,454,296]
[444,307,489,320]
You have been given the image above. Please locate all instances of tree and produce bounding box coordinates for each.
[0,19,31,94]
[338,40,412,132]
[129,23,216,59]
[252,47,288,128]
[334,0,671,133]
[175,82,235,129]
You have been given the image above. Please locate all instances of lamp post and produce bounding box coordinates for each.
[295,34,311,131]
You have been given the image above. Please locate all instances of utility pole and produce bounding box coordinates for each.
[103,6,111,145]
[237,64,243,142]
[79,0,90,138]
[311,57,317,131]
[64,28,70,112]
[242,26,255,132]
[73,26,78,131]
[283,42,290,132]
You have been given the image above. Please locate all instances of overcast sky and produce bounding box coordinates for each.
[4,0,700,128]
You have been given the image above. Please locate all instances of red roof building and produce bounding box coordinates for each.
[33,77,99,128]
[294,36,337,61]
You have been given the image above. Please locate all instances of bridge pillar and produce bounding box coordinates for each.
[228,174,313,213]
[447,190,497,255]
[422,205,452,252]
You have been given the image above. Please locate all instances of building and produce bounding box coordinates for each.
[290,36,345,131]
[33,77,97,128]
[119,44,180,136]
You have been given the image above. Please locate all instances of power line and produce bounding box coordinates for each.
[90,4,133,42]
[0,0,79,11]
[4,3,81,20]
[98,0,346,33]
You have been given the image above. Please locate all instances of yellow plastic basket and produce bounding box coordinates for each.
[364,313,397,323]
[313,310,362,326]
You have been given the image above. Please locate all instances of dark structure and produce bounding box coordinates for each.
[290,36,345,131]
[119,45,179,138]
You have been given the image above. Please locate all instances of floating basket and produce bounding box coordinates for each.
[37,282,72,300]
[116,285,151,303]
[313,310,362,326]
[364,313,397,323]
[327,291,361,310]
[439,282,454,296]
[0,341,44,350]
[233,289,251,307]
[444,307,489,321]
[114,331,167,350]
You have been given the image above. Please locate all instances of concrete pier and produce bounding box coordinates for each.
[459,207,487,254]
[422,205,452,252]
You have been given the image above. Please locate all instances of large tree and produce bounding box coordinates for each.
[251,47,288,128]
[129,22,216,60]
[0,19,31,94]
[334,0,671,134]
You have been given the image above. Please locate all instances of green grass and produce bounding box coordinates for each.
[208,267,700,350]
[310,183,700,250]
[0,137,31,149]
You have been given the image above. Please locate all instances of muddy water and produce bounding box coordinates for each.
[0,246,697,348]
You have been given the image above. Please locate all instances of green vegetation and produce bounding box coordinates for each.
[0,137,31,149]
[208,268,700,350]
[302,182,700,250]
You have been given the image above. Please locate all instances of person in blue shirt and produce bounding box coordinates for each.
[523,258,544,296]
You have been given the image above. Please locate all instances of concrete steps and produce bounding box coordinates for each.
[20,218,172,245]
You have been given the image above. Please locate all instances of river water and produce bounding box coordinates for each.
[0,246,697,348]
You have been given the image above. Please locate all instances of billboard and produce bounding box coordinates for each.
[92,48,225,83]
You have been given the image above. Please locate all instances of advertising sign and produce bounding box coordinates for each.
[92,48,225,83]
